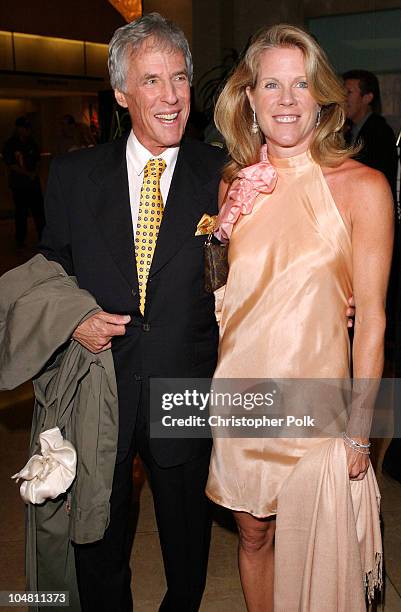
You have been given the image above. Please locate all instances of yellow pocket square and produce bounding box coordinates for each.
[195,213,218,236]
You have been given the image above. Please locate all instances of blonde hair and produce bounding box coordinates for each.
[215,24,353,182]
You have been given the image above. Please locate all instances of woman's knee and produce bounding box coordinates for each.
[235,515,276,554]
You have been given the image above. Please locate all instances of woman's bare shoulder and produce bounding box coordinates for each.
[322,158,391,209]
[323,159,389,195]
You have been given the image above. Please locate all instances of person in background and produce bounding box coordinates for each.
[2,116,45,247]
[57,114,96,154]
[343,69,398,202]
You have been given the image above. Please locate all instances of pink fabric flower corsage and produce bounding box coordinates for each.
[215,144,277,243]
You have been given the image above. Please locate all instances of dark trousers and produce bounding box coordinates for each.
[11,178,45,246]
[74,426,212,612]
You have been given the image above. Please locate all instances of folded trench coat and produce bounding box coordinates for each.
[0,255,119,611]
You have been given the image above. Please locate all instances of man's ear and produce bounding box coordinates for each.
[114,90,128,108]
[363,91,374,108]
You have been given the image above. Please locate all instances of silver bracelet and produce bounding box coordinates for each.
[344,442,370,455]
[343,432,371,448]
[342,433,371,454]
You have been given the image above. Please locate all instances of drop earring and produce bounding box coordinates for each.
[316,108,321,127]
[251,109,259,134]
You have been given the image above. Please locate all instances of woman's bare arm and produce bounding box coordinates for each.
[214,179,231,324]
[348,166,394,478]
[218,179,230,210]
[352,170,394,377]
[324,160,394,478]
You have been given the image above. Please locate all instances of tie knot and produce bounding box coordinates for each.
[145,158,166,179]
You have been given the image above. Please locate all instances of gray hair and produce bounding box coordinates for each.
[108,12,193,91]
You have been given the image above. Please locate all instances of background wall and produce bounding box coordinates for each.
[144,0,192,46]
[0,0,125,42]
[192,0,401,92]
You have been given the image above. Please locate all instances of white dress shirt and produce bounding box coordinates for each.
[126,131,179,237]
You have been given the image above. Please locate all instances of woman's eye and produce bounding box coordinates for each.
[264,82,278,89]
[296,81,308,88]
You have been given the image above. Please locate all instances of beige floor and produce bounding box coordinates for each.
[0,219,400,611]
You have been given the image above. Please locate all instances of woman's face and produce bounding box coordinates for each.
[246,46,320,158]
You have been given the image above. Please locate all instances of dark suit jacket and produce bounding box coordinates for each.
[40,134,225,467]
[353,113,398,202]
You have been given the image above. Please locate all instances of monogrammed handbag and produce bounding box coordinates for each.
[204,234,228,293]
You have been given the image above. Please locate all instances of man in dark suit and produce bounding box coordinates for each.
[343,69,398,201]
[40,13,224,612]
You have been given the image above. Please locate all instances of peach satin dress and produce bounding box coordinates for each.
[206,150,382,610]
[206,150,353,517]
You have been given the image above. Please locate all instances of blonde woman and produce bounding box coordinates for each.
[206,24,393,611]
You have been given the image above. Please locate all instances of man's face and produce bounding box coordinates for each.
[115,39,191,155]
[344,79,372,123]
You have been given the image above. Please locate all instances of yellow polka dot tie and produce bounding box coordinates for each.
[135,157,166,315]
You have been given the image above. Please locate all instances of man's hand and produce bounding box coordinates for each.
[346,295,355,328]
[73,311,130,353]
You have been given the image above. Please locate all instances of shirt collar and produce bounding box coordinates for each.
[127,130,179,176]
[351,111,372,141]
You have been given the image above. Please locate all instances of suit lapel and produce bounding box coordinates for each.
[149,141,211,277]
[87,135,138,292]
[85,137,216,288]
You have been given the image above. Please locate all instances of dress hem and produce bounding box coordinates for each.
[205,490,277,519]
